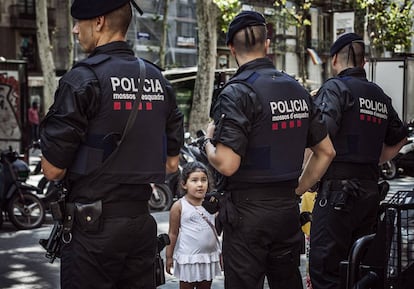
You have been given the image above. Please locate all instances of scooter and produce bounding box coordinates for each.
[0,146,46,230]
[380,122,414,180]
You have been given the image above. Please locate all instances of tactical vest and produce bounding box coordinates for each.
[68,54,171,184]
[225,69,311,183]
[331,76,390,164]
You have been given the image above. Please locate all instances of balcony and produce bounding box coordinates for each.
[9,4,56,29]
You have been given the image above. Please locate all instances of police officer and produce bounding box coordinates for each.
[203,11,335,289]
[40,1,184,288]
[309,33,408,289]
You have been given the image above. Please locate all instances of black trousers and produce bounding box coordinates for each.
[309,180,379,289]
[61,213,157,289]
[222,197,303,289]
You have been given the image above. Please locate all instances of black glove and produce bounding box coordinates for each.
[202,190,221,214]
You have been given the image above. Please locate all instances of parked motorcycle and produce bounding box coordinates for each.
[148,183,174,211]
[0,147,45,230]
[380,122,414,180]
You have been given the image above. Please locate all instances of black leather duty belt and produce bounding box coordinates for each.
[102,201,149,218]
[231,182,296,203]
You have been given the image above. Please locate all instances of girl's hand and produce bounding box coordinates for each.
[166,257,174,275]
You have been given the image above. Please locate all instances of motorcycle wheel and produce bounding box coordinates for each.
[148,184,173,212]
[381,160,397,180]
[7,191,46,230]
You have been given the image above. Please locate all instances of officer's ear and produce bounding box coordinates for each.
[228,44,236,57]
[331,54,338,66]
[265,39,270,53]
[95,15,105,32]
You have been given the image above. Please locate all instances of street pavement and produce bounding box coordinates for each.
[1,162,413,289]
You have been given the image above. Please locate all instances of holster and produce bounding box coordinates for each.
[320,179,361,210]
[73,200,103,233]
[216,191,239,234]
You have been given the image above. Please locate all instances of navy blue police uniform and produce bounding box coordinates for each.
[309,34,407,289]
[210,56,327,289]
[40,2,184,288]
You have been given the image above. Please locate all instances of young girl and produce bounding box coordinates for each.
[166,161,221,289]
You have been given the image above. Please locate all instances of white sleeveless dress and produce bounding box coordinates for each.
[173,197,221,282]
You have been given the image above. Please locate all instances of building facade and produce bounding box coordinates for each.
[2,0,411,106]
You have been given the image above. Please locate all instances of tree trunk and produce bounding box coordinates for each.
[298,25,307,88]
[159,0,170,69]
[65,0,74,69]
[36,0,57,113]
[189,0,218,134]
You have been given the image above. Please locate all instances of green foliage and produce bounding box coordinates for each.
[213,0,241,32]
[273,0,312,28]
[355,0,414,52]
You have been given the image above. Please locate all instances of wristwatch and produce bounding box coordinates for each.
[201,137,211,152]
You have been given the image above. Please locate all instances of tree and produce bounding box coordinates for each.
[159,0,170,69]
[273,0,312,86]
[356,0,414,55]
[187,0,240,134]
[188,0,219,134]
[35,0,57,112]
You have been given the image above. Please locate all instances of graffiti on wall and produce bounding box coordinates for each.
[0,73,21,143]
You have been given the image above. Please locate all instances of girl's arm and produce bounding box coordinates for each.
[166,200,181,275]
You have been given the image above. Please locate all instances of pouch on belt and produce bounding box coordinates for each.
[74,200,102,232]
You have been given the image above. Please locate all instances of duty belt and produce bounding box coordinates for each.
[68,200,149,220]
[102,201,149,218]
[324,162,378,180]
[231,181,296,203]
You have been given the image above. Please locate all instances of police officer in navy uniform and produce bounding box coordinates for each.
[203,11,335,289]
[40,1,184,288]
[309,33,408,289]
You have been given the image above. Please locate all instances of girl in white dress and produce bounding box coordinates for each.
[166,161,221,289]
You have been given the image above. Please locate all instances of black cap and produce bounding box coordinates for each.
[71,0,142,20]
[226,11,266,45]
[330,33,364,57]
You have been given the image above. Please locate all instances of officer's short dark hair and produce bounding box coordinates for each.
[232,25,267,55]
[337,41,365,67]
[105,3,132,35]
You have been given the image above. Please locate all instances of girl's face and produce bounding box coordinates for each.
[182,170,208,200]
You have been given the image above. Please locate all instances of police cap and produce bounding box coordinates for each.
[330,33,364,57]
[71,0,142,20]
[226,11,266,45]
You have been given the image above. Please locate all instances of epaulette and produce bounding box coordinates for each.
[74,54,111,68]
[141,58,164,71]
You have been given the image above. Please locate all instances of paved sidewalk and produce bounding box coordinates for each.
[153,211,307,289]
